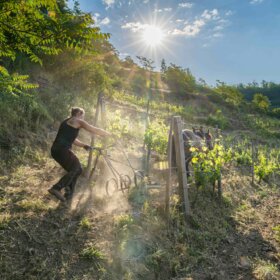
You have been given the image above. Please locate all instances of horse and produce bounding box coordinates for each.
[180,126,214,177]
[172,127,223,200]
[171,127,211,170]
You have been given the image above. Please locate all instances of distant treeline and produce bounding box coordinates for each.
[236,81,280,107]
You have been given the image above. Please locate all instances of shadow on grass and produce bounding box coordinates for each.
[1,164,279,280]
[0,177,114,280]
[177,186,280,280]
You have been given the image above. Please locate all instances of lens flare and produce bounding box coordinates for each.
[142,25,164,47]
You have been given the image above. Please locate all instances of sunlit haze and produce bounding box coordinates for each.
[70,0,280,85]
[142,25,165,47]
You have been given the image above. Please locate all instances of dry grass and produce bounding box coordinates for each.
[1,116,280,280]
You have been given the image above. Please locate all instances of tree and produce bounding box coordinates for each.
[198,78,207,87]
[160,58,167,73]
[122,56,136,68]
[136,56,155,71]
[0,0,108,65]
[0,0,109,95]
[252,93,271,110]
[164,63,196,95]
[215,83,244,106]
[0,0,110,136]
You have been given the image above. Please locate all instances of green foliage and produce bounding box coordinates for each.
[160,58,167,73]
[271,107,280,118]
[107,110,129,138]
[17,199,50,212]
[79,217,91,229]
[252,93,271,110]
[245,114,280,138]
[136,56,155,71]
[163,63,196,95]
[0,214,11,230]
[234,149,252,165]
[232,142,252,165]
[0,0,110,158]
[114,214,135,229]
[131,74,148,96]
[0,67,45,131]
[254,151,278,182]
[0,66,38,95]
[238,80,280,108]
[0,91,52,133]
[144,121,169,155]
[80,245,105,260]
[122,56,136,68]
[272,225,280,243]
[206,109,229,129]
[191,143,231,187]
[111,91,185,117]
[253,259,280,280]
[0,0,108,65]
[215,82,244,106]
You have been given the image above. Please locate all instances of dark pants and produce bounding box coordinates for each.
[51,145,82,195]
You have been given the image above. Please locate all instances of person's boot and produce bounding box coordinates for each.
[64,186,73,201]
[48,187,66,202]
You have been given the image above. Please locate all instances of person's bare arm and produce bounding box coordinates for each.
[78,119,111,137]
[73,138,87,148]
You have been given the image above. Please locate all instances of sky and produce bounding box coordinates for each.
[69,0,280,86]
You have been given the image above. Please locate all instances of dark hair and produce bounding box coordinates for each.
[71,107,85,117]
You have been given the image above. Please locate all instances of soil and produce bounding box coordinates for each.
[0,144,279,280]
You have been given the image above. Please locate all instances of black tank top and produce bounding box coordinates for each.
[52,118,80,149]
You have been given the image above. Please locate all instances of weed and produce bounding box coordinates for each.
[253,259,280,280]
[237,202,250,211]
[114,214,134,229]
[17,199,50,212]
[145,248,171,275]
[206,109,229,129]
[257,189,268,199]
[80,245,105,261]
[123,272,135,280]
[272,225,280,243]
[79,217,91,230]
[128,186,146,206]
[0,197,10,210]
[0,213,11,229]
[222,195,233,207]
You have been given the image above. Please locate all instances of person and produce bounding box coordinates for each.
[48,107,111,202]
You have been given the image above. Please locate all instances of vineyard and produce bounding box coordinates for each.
[2,89,280,279]
[0,1,280,279]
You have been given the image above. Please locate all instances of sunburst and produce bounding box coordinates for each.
[142,25,165,48]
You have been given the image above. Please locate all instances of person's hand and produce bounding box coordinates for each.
[83,144,92,151]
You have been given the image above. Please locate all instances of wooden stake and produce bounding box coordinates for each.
[251,140,255,186]
[165,118,174,219]
[100,96,107,129]
[86,92,102,178]
[172,116,191,219]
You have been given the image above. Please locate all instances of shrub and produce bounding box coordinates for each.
[252,93,271,110]
[144,121,169,156]
[206,109,229,129]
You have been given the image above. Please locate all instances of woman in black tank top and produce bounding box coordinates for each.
[48,107,111,202]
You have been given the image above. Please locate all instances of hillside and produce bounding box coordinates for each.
[1,1,280,279]
[238,82,280,108]
[1,87,280,279]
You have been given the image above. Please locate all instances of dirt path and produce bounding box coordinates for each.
[1,147,280,280]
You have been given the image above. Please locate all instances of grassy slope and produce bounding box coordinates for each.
[0,88,280,280]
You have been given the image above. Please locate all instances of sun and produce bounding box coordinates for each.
[142,25,164,47]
